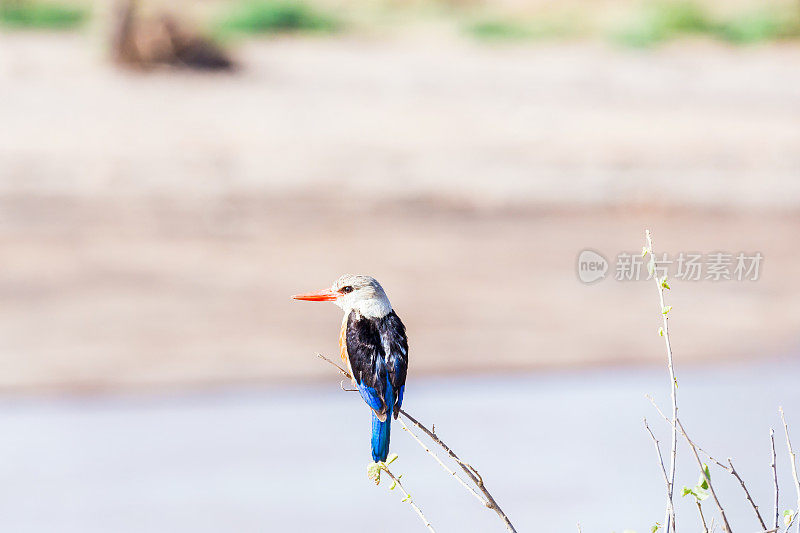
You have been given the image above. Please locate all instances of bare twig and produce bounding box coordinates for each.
[727,457,767,530]
[647,391,765,526]
[399,409,516,532]
[381,465,437,533]
[398,417,489,507]
[318,353,350,378]
[645,229,678,533]
[340,380,357,392]
[677,419,733,532]
[779,407,800,533]
[317,353,518,533]
[696,500,709,533]
[772,428,780,530]
[644,418,671,490]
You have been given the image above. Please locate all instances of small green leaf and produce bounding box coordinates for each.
[784,509,795,526]
[660,277,670,290]
[367,462,382,485]
[642,247,649,257]
[658,327,664,337]
[401,495,411,503]
[386,453,399,465]
[698,464,710,489]
[682,487,694,497]
[662,306,672,315]
[651,522,661,533]
[390,480,397,490]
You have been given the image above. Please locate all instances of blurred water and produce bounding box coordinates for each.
[0,359,797,532]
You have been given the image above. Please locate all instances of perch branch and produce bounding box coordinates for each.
[398,417,489,507]
[317,353,518,533]
[397,409,516,532]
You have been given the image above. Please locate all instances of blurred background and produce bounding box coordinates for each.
[1,0,799,531]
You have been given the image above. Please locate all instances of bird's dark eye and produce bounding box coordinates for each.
[340,286,353,294]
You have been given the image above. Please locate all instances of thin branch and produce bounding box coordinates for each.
[340,380,358,392]
[696,500,709,533]
[399,409,515,532]
[398,417,489,508]
[381,466,437,533]
[677,418,733,532]
[317,352,518,533]
[786,514,798,533]
[727,457,767,530]
[772,428,780,530]
[645,229,678,533]
[318,352,350,378]
[644,418,671,493]
[779,407,800,533]
[646,391,766,528]
[646,395,730,469]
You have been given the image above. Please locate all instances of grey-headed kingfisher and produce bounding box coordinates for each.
[293,275,408,463]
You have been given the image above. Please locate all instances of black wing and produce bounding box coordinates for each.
[378,311,408,418]
[346,310,408,419]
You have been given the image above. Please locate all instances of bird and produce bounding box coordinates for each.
[293,275,408,463]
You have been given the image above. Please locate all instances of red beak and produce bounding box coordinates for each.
[292,287,339,302]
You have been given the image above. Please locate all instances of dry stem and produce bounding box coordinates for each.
[398,417,489,507]
[780,407,800,533]
[696,500,709,533]
[727,458,766,530]
[676,419,733,533]
[772,428,779,530]
[645,229,678,533]
[381,465,436,533]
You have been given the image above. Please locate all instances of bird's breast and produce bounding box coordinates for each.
[339,316,354,380]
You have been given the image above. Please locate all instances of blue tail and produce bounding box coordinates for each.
[371,383,394,462]
[371,412,391,462]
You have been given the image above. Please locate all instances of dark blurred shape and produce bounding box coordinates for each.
[111,0,234,71]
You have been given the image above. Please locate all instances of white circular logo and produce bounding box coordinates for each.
[577,249,608,284]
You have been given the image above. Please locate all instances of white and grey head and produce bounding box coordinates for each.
[292,274,393,319]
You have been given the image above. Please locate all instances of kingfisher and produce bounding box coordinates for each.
[293,274,408,463]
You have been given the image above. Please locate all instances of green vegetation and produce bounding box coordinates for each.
[612,1,800,47]
[464,14,582,42]
[0,0,88,30]
[717,7,800,44]
[464,1,800,46]
[613,1,710,47]
[216,0,340,36]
